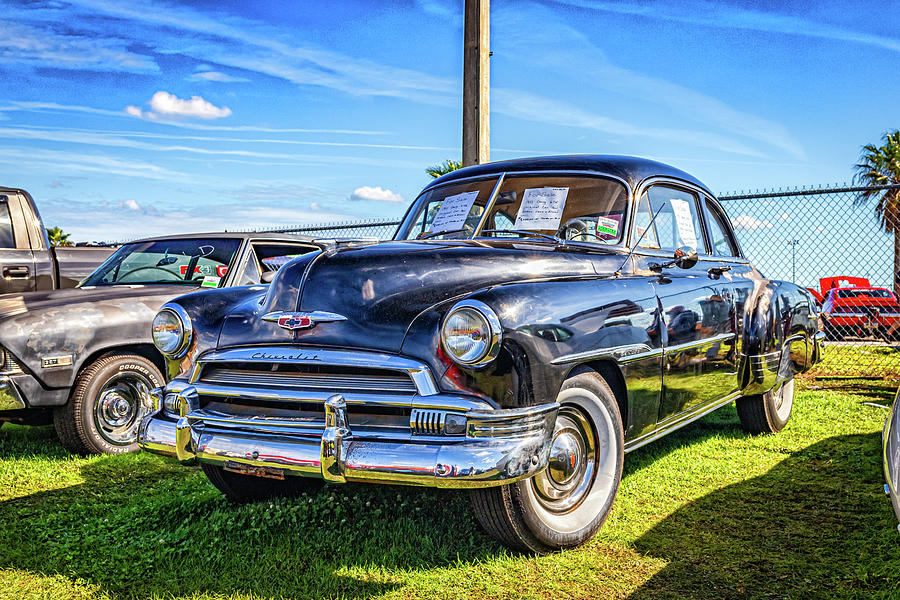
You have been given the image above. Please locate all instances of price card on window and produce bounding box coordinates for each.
[428,191,479,232]
[514,187,569,230]
[670,198,698,249]
[596,215,621,240]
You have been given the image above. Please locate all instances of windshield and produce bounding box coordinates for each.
[80,238,242,287]
[396,174,628,244]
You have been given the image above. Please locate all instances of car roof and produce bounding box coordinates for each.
[423,155,714,197]
[121,231,319,244]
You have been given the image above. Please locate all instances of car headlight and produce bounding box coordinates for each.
[441,299,502,366]
[152,305,192,357]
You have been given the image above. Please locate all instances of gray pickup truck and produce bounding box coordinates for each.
[0,231,319,455]
[0,186,116,293]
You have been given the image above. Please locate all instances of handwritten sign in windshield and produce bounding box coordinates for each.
[670,198,698,250]
[513,187,569,230]
[428,191,480,232]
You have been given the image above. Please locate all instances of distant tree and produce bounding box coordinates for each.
[46,226,72,247]
[426,159,462,179]
[854,130,900,292]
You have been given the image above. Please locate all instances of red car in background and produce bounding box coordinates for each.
[820,278,900,340]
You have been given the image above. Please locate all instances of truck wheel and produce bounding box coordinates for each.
[200,463,324,503]
[470,370,624,553]
[736,379,794,435]
[54,353,163,455]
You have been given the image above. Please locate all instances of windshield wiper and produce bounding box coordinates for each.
[417,228,469,240]
[480,229,564,244]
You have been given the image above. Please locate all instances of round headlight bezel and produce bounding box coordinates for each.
[152,304,193,358]
[440,299,502,367]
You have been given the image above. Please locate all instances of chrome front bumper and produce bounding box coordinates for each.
[139,387,559,489]
[0,377,27,412]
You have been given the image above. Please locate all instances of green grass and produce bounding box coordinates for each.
[1,380,898,599]
[811,343,900,378]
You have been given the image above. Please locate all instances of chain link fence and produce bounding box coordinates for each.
[719,183,900,378]
[237,185,898,378]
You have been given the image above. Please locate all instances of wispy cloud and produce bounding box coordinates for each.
[550,1,900,53]
[0,146,183,181]
[188,70,250,83]
[0,102,387,135]
[495,2,804,159]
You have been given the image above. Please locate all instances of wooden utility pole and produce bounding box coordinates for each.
[462,0,489,166]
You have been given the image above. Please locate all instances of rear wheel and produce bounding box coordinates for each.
[736,379,794,434]
[470,370,624,553]
[201,462,324,503]
[54,353,163,455]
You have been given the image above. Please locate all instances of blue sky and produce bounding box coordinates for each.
[1,0,898,242]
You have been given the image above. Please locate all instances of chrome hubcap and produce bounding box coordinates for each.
[532,407,596,513]
[93,372,152,446]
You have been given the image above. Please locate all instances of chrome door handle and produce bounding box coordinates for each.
[2,266,29,278]
[707,266,731,279]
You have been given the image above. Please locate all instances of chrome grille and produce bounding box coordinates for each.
[1,352,23,375]
[198,363,418,395]
[410,409,444,435]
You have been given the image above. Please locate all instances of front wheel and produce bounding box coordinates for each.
[736,378,794,434]
[470,370,624,553]
[54,353,164,455]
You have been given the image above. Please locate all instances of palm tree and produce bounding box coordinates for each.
[46,226,71,247]
[854,130,900,293]
[426,159,462,179]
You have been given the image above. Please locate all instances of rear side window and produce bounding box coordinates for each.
[704,198,739,257]
[0,198,14,248]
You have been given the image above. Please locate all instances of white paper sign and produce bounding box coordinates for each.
[428,191,479,232]
[669,198,698,249]
[514,187,569,230]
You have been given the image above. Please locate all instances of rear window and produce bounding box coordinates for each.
[836,289,895,300]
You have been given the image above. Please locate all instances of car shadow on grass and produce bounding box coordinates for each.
[626,431,900,600]
[0,439,502,599]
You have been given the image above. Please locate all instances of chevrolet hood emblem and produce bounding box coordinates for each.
[262,311,347,331]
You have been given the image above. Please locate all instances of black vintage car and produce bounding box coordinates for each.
[139,156,823,552]
[0,232,318,455]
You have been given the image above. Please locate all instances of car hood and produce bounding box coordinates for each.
[0,284,197,320]
[222,239,615,354]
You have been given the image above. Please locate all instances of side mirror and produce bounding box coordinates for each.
[650,246,699,272]
[673,246,699,269]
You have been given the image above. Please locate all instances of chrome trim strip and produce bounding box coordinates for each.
[625,391,741,453]
[199,368,417,393]
[551,343,661,365]
[192,346,440,396]
[664,332,736,355]
[826,312,900,318]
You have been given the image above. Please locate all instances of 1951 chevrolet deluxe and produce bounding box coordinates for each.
[139,155,823,552]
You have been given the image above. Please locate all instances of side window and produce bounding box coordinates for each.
[633,185,706,252]
[238,249,262,285]
[0,197,15,248]
[703,198,739,257]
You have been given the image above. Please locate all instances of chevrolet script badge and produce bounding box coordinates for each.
[262,311,347,331]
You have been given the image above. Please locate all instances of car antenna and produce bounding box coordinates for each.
[614,203,661,278]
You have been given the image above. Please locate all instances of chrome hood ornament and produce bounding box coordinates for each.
[262,311,347,331]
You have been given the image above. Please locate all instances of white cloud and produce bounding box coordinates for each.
[127,91,232,120]
[349,186,405,204]
[188,71,250,83]
[120,198,140,211]
[779,213,791,221]
[310,202,322,210]
[731,215,774,231]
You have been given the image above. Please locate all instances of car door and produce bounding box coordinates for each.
[0,192,37,294]
[631,182,738,424]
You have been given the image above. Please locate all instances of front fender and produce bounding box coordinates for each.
[162,285,270,380]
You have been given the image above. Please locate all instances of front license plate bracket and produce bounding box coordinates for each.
[223,460,286,480]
